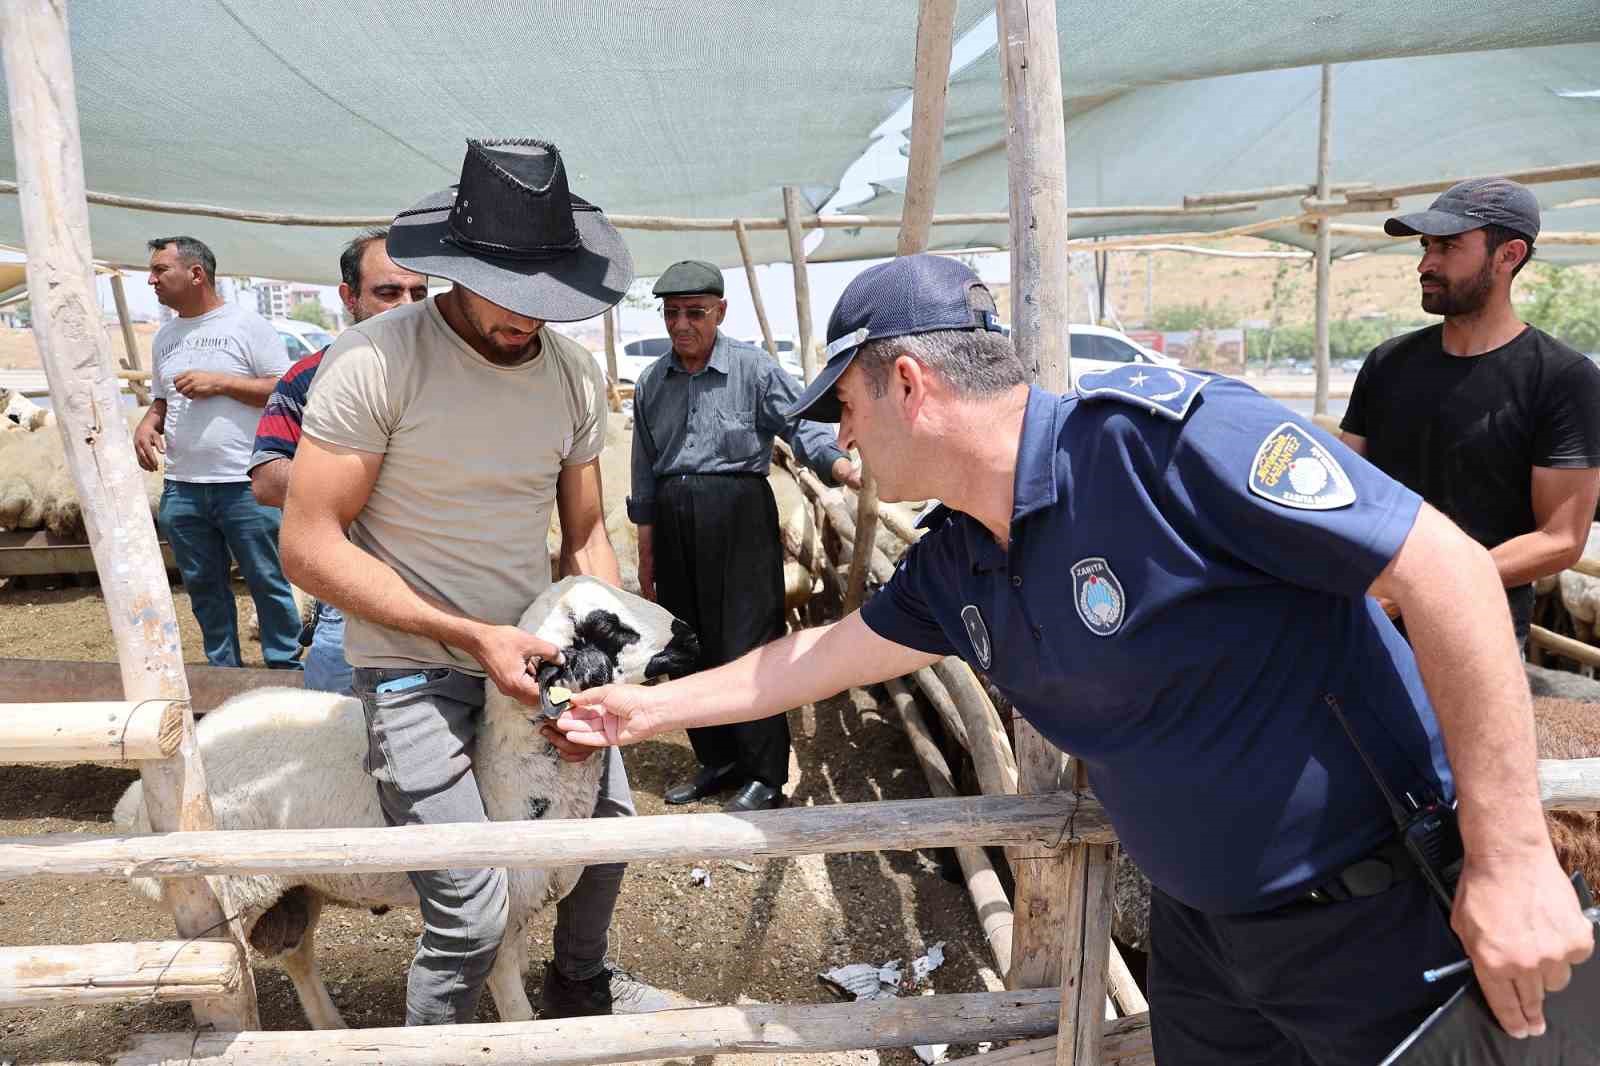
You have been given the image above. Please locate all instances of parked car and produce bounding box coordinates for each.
[272,318,336,360]
[1067,323,1178,382]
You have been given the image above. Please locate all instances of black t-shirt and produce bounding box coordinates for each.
[1342,323,1600,553]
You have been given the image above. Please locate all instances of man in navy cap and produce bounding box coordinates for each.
[628,259,859,812]
[1341,177,1600,646]
[562,253,1594,1064]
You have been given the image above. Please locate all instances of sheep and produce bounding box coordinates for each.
[1557,523,1600,645]
[112,575,700,1029]
[0,386,53,431]
[0,407,162,536]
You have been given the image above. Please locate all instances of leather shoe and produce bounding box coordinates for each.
[724,780,785,812]
[664,762,739,805]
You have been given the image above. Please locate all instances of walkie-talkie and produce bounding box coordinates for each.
[1323,693,1463,912]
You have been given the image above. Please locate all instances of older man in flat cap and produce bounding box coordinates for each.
[628,259,858,812]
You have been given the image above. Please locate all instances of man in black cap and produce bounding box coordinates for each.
[1341,177,1600,645]
[281,140,686,1025]
[628,258,859,812]
[561,253,1594,1065]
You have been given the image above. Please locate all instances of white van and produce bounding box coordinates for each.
[271,318,337,361]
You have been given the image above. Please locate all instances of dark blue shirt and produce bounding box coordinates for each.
[862,370,1453,914]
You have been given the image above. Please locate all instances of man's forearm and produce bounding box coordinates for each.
[1490,530,1584,588]
[281,511,486,657]
[219,375,281,407]
[644,613,938,734]
[250,457,291,508]
[1384,508,1548,858]
[560,523,621,585]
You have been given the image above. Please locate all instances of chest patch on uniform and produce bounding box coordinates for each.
[1076,364,1209,420]
[1071,557,1125,636]
[1248,422,1357,511]
[960,605,992,669]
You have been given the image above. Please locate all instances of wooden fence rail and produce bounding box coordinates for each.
[109,991,1122,1066]
[0,792,1114,882]
[0,700,183,763]
[0,939,242,1009]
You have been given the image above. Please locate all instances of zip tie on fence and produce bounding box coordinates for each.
[117,698,183,763]
[1048,787,1087,851]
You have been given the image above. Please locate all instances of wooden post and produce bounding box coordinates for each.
[782,185,817,382]
[733,219,778,359]
[1313,63,1333,417]
[844,0,958,614]
[998,1,1117,1061]
[109,272,150,405]
[0,0,257,1031]
[602,306,623,413]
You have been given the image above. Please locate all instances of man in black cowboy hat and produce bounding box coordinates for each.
[281,140,687,1025]
[630,259,860,813]
[1340,178,1600,645]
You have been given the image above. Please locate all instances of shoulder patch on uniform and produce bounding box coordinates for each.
[960,605,992,668]
[1075,364,1210,420]
[1248,422,1357,511]
[1071,557,1125,637]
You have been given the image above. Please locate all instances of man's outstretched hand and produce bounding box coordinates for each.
[555,684,662,748]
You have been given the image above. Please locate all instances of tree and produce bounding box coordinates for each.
[288,300,331,330]
[1149,300,1236,332]
[1520,265,1600,354]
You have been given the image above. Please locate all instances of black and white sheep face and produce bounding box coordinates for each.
[518,577,700,695]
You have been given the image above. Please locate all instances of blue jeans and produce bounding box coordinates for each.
[157,480,302,669]
[303,602,353,694]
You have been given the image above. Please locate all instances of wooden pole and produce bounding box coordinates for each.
[0,658,300,709]
[783,185,818,382]
[0,699,183,763]
[116,991,1067,1066]
[0,180,1259,231]
[0,0,257,1031]
[845,0,957,615]
[885,678,1015,976]
[0,939,243,1008]
[602,306,623,413]
[1313,63,1334,417]
[109,272,150,404]
[733,219,778,358]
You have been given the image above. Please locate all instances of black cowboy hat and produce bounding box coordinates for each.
[387,139,633,322]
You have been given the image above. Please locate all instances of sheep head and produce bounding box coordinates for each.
[516,576,700,696]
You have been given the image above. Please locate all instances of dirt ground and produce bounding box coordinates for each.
[0,579,1003,1065]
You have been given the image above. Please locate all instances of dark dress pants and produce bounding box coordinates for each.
[652,473,791,788]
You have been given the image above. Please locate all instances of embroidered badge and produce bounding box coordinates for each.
[1071,557,1125,637]
[960,604,992,669]
[1248,421,1357,511]
[1076,364,1210,421]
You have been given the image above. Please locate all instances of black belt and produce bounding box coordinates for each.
[1301,837,1419,905]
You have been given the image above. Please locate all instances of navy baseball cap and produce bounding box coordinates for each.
[1384,177,1540,244]
[789,254,1005,422]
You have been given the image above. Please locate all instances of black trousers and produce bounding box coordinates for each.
[1148,878,1466,1066]
[652,473,791,787]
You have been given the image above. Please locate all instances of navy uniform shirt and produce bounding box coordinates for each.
[627,334,847,524]
[861,367,1454,914]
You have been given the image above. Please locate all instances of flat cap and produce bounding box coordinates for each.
[653,259,724,297]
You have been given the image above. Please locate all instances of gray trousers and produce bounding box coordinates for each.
[355,666,633,1026]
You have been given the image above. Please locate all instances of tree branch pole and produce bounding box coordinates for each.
[1313,63,1334,417]
[733,219,778,358]
[783,186,818,381]
[108,272,150,404]
[602,306,623,413]
[0,0,257,1030]
[997,1,1116,1060]
[844,0,957,614]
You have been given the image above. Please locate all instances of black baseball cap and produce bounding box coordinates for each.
[1384,177,1540,244]
[788,254,1005,423]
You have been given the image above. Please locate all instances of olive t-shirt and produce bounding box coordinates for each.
[301,297,607,672]
[1342,324,1600,632]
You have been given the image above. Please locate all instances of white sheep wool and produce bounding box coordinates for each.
[112,576,696,1030]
